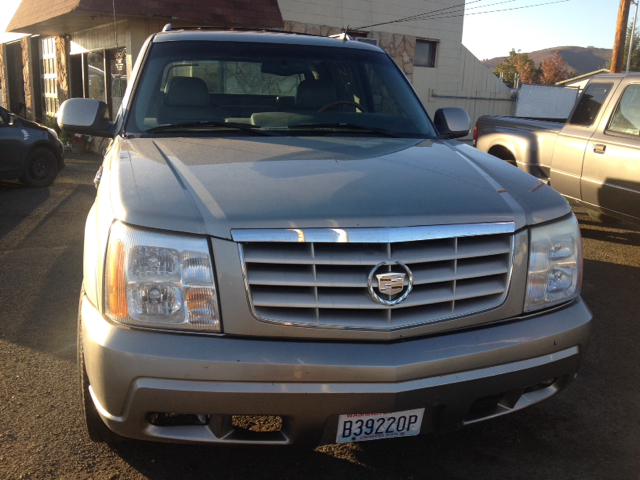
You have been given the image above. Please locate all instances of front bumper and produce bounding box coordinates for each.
[80,296,592,445]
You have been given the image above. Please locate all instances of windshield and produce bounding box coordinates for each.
[126,40,435,138]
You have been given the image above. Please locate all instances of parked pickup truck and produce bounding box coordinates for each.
[476,73,640,223]
[58,27,591,446]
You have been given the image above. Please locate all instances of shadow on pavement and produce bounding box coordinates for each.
[0,180,51,241]
[0,182,95,361]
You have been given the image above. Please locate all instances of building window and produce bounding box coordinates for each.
[41,37,58,116]
[109,48,127,118]
[415,40,437,68]
[87,51,106,103]
[70,47,127,119]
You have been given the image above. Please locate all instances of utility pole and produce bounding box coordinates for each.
[612,0,632,73]
[627,0,639,72]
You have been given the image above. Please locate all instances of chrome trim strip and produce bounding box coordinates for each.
[232,223,516,243]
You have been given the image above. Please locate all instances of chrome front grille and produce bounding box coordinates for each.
[234,224,515,330]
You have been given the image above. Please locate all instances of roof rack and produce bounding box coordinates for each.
[160,24,324,37]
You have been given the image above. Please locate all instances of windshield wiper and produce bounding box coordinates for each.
[288,123,405,138]
[145,121,280,136]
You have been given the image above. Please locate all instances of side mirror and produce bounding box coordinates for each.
[8,114,17,126]
[434,108,470,139]
[57,98,116,138]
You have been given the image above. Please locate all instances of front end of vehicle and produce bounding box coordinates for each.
[68,31,591,446]
[79,190,590,445]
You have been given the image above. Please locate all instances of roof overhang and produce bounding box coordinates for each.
[9,11,150,36]
[7,0,284,36]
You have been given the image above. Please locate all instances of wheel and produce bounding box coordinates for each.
[77,297,122,443]
[586,208,621,224]
[318,100,368,112]
[20,147,58,187]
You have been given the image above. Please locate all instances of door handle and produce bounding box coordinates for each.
[593,144,606,154]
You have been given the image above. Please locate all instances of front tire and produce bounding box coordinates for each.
[20,147,58,187]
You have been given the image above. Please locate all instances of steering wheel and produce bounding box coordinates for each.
[318,100,368,113]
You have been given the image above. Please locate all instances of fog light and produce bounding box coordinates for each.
[148,413,209,426]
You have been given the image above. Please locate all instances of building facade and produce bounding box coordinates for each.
[1,0,513,143]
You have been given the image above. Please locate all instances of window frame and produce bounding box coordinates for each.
[414,39,437,68]
[567,81,614,127]
[605,82,640,140]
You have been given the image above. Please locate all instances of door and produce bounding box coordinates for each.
[0,107,27,176]
[581,82,640,221]
[549,81,616,201]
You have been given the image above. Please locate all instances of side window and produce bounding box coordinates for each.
[162,62,223,93]
[569,82,613,126]
[223,62,300,96]
[607,84,640,136]
[160,61,301,96]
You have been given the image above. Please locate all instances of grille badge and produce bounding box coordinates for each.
[376,273,406,295]
[367,262,414,306]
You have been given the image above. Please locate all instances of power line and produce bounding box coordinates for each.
[355,0,481,29]
[354,0,570,30]
[417,0,570,20]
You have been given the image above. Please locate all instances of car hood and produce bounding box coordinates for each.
[110,135,570,238]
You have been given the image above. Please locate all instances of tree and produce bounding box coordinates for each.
[539,51,574,85]
[621,24,640,71]
[493,49,539,85]
[515,53,539,84]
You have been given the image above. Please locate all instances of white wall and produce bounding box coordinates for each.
[278,0,514,135]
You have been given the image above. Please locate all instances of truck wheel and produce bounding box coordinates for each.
[78,301,123,443]
[586,208,621,224]
[20,148,58,187]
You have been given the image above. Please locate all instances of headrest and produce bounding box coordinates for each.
[295,79,337,110]
[164,77,209,107]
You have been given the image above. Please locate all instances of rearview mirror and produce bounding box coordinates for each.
[57,98,116,138]
[434,108,470,139]
[261,60,308,76]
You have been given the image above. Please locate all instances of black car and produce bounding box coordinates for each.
[0,106,65,187]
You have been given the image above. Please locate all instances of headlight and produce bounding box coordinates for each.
[524,215,583,312]
[47,127,59,140]
[104,221,220,332]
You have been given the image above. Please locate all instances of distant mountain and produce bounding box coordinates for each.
[482,46,612,76]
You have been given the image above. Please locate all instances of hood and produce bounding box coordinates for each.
[109,135,570,239]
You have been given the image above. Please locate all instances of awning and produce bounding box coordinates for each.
[7,0,284,36]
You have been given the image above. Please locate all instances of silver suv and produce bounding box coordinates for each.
[59,27,591,446]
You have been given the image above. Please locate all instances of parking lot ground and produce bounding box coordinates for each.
[0,154,639,479]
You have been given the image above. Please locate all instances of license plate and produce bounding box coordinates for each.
[336,408,425,444]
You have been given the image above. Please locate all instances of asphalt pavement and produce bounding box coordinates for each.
[0,152,639,479]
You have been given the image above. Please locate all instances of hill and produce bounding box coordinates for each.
[482,46,612,76]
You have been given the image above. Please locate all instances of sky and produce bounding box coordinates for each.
[0,0,626,60]
[461,0,621,60]
[0,0,26,44]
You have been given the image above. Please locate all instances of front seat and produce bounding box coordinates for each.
[158,77,214,124]
[295,79,338,111]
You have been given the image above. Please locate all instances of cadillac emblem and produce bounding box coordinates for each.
[367,262,414,306]
[377,272,406,295]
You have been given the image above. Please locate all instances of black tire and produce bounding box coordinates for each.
[78,296,122,443]
[20,147,58,187]
[586,208,621,224]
